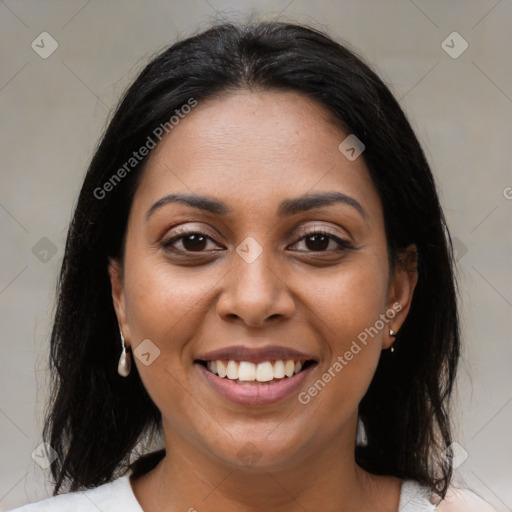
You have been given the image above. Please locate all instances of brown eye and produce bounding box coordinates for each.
[303,233,330,251]
[181,234,208,251]
[290,230,353,253]
[162,231,220,253]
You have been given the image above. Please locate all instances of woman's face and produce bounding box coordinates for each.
[110,90,417,471]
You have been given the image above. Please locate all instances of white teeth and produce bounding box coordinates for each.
[284,360,295,377]
[273,360,285,379]
[238,361,256,381]
[205,358,309,382]
[226,360,239,380]
[216,360,227,378]
[256,361,274,382]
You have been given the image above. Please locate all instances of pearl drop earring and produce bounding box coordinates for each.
[117,331,131,377]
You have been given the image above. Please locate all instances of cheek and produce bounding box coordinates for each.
[123,258,221,350]
[299,254,389,400]
[305,255,389,344]
[121,259,214,431]
[121,253,230,403]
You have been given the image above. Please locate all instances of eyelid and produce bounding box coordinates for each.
[290,222,356,250]
[293,223,350,240]
[162,222,349,244]
[162,223,219,241]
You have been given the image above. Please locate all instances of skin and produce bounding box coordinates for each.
[110,89,418,512]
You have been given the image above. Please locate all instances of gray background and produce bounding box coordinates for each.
[1,0,511,510]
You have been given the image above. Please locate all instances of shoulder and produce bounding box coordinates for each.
[435,485,498,512]
[8,473,142,512]
[399,479,498,512]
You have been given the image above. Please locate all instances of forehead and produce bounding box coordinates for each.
[131,90,382,223]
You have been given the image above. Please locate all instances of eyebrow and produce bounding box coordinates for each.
[145,191,367,221]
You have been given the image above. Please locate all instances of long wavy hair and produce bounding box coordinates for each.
[43,20,460,496]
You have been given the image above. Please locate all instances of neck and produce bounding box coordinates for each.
[131,430,402,512]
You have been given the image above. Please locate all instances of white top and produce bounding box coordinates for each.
[9,471,497,511]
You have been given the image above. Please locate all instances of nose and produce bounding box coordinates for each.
[216,247,296,328]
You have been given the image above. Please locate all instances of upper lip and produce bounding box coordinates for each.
[195,345,317,364]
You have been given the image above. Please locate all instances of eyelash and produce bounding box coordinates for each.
[161,228,354,255]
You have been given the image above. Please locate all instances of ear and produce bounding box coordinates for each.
[383,244,418,349]
[108,257,130,347]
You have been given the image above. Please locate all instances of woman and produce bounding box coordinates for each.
[11,21,496,512]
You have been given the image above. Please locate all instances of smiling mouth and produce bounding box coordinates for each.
[195,359,317,385]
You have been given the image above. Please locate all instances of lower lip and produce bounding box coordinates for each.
[196,363,316,406]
